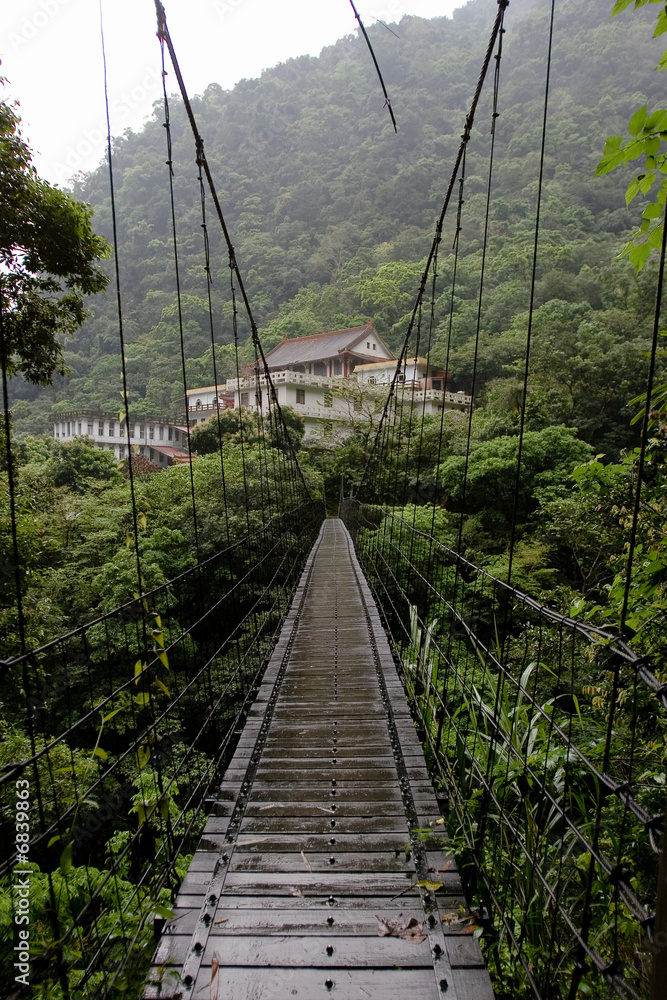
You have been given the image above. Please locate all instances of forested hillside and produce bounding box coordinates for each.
[9,0,664,453]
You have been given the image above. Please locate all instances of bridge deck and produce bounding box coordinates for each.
[145,518,494,1000]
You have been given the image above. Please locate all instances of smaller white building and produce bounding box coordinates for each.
[52,410,190,468]
[183,385,235,427]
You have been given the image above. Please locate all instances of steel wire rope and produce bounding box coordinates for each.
[354,5,508,728]
[365,519,659,905]
[50,9,155,993]
[83,530,308,994]
[355,0,509,503]
[349,0,397,133]
[505,0,555,588]
[0,281,71,996]
[431,156,467,757]
[619,200,667,635]
[154,0,312,503]
[451,5,505,577]
[158,37,201,566]
[195,137,232,546]
[50,506,318,993]
[390,302,424,664]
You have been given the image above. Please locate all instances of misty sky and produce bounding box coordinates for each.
[2,0,465,188]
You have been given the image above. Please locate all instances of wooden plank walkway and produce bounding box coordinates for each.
[145,518,494,1000]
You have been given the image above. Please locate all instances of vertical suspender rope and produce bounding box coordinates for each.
[100,1,147,621]
[356,0,509,501]
[349,0,398,133]
[159,37,201,564]
[0,281,71,998]
[505,0,555,588]
[154,0,311,501]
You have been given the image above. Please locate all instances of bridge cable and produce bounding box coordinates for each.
[159,36,201,564]
[356,0,509,499]
[349,0,398,132]
[154,0,312,499]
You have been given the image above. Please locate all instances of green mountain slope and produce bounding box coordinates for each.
[10,0,664,451]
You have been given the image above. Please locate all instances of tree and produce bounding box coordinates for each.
[596,0,667,270]
[436,425,592,541]
[47,438,123,492]
[0,96,110,385]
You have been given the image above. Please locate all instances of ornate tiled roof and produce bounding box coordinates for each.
[264,324,393,368]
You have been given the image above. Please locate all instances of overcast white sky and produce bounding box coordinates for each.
[2,0,465,188]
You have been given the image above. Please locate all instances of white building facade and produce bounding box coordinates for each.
[354,358,472,416]
[52,410,190,467]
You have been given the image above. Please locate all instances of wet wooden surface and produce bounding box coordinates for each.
[144,518,494,1000]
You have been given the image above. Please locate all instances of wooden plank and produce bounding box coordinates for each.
[202,933,434,966]
[229,851,416,873]
[252,767,399,782]
[221,872,420,895]
[229,833,413,852]
[189,966,440,1000]
[240,816,411,834]
[243,801,405,817]
[163,904,443,937]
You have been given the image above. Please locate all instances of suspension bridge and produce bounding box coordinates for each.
[1,2,665,999]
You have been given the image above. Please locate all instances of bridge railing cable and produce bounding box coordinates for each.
[0,5,323,998]
[347,502,665,1000]
[342,1,667,996]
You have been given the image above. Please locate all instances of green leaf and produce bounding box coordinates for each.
[629,106,647,136]
[138,513,147,530]
[156,650,169,669]
[643,202,663,219]
[627,241,653,271]
[134,661,149,685]
[654,8,667,36]
[152,629,165,648]
[152,904,174,920]
[649,222,665,247]
[603,135,624,151]
[48,833,66,848]
[645,109,667,132]
[153,678,171,698]
[93,747,108,762]
[136,745,151,769]
[101,707,123,724]
[595,150,626,176]
[611,0,635,13]
[134,691,151,707]
[640,173,657,194]
[416,878,443,891]
[59,841,73,875]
